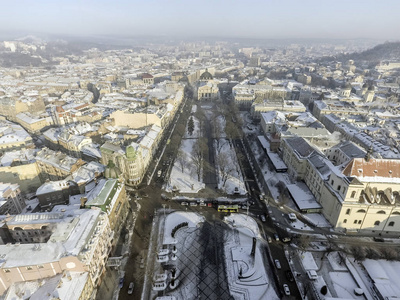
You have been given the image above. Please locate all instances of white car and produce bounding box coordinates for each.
[189,202,197,206]
[128,282,134,294]
[288,213,297,220]
[283,284,290,295]
[157,170,162,177]
[274,259,281,269]
[181,202,188,206]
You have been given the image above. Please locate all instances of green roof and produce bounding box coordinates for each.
[86,179,119,212]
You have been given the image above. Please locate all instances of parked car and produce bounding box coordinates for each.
[273,233,279,241]
[157,170,162,177]
[288,213,297,221]
[189,202,197,207]
[274,259,281,269]
[128,282,134,294]
[260,215,266,222]
[119,277,124,288]
[181,202,188,206]
[267,235,272,243]
[282,237,291,243]
[285,270,294,282]
[283,284,290,295]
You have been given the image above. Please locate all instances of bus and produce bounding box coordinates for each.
[217,205,239,213]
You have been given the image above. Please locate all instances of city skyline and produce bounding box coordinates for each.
[0,0,399,40]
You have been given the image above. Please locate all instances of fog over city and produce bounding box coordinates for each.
[0,0,399,40]
[1,1,400,300]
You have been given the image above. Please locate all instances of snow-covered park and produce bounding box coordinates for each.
[167,113,204,193]
[214,139,246,195]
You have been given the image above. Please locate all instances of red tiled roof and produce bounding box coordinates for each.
[343,158,400,178]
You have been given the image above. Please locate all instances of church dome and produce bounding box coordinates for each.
[200,69,213,80]
[344,83,352,90]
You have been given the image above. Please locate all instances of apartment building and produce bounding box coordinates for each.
[0,208,112,297]
[0,183,25,215]
[35,148,86,183]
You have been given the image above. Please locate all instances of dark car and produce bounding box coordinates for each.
[119,277,124,288]
[285,270,294,282]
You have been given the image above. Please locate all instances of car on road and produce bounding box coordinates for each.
[273,233,279,241]
[157,170,162,177]
[199,201,206,206]
[181,202,188,206]
[288,213,297,221]
[260,215,266,222]
[128,282,134,294]
[119,277,124,288]
[285,270,294,282]
[189,202,197,207]
[283,284,290,296]
[274,259,281,269]
[282,237,291,243]
[139,257,145,269]
[266,236,272,243]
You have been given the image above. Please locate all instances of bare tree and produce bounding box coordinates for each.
[176,149,187,173]
[191,138,208,181]
[296,235,312,253]
[218,152,234,188]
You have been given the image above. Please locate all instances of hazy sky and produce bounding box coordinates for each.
[0,0,399,39]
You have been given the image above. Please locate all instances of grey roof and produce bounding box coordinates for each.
[308,154,331,180]
[285,137,316,158]
[336,141,366,158]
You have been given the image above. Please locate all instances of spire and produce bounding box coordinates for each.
[365,145,373,162]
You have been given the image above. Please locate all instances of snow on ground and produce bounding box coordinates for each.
[329,271,360,299]
[183,116,201,138]
[288,219,312,230]
[304,213,332,228]
[224,214,279,300]
[214,139,246,195]
[327,252,347,271]
[167,139,205,193]
[163,211,205,245]
[225,214,261,238]
[299,251,318,270]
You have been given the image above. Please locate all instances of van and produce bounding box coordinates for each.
[307,270,318,280]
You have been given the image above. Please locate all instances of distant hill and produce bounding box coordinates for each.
[319,41,400,66]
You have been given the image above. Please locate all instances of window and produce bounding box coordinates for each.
[331,180,334,185]
[343,219,347,223]
[351,191,356,198]
[357,209,366,213]
[346,209,351,215]
[337,185,341,191]
[358,220,361,224]
[377,210,386,214]
[388,221,395,227]
[374,221,380,226]
[353,220,357,224]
